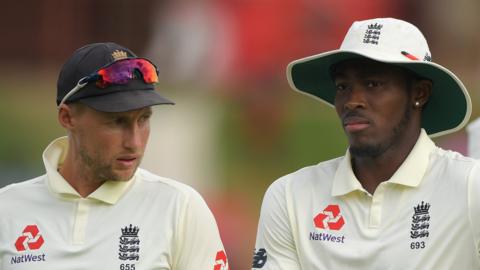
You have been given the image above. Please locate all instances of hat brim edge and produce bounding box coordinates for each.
[78,89,175,113]
[286,50,472,138]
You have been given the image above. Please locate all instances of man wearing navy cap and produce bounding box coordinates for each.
[253,18,480,269]
[0,42,228,270]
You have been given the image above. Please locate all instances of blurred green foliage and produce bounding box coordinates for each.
[216,87,347,202]
[0,71,64,183]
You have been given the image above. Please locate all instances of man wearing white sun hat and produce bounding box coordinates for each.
[252,18,480,269]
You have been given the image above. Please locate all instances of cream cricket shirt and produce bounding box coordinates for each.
[253,129,480,269]
[0,137,228,270]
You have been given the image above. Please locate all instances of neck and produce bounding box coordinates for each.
[351,129,421,194]
[58,142,105,198]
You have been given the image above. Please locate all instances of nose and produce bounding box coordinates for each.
[343,86,367,110]
[123,123,144,151]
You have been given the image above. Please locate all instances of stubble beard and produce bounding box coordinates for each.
[78,147,138,183]
[349,104,412,159]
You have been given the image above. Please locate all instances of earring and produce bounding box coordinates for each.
[415,101,420,107]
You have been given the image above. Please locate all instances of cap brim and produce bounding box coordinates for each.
[79,89,174,112]
[287,50,471,138]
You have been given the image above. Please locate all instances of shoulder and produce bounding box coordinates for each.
[427,147,480,189]
[0,175,46,199]
[269,157,342,192]
[432,146,474,162]
[134,168,205,202]
[289,157,342,182]
[264,157,343,202]
[0,176,47,214]
[430,147,480,172]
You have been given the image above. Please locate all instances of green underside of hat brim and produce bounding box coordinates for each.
[289,51,471,137]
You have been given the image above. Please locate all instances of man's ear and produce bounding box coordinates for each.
[58,104,76,130]
[412,79,433,109]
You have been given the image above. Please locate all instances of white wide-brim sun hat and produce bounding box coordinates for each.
[287,17,471,138]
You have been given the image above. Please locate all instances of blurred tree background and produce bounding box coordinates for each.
[1,0,479,269]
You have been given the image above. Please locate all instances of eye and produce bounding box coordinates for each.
[139,115,149,123]
[335,83,347,92]
[366,80,382,88]
[139,112,152,124]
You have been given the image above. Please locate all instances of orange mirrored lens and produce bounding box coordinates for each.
[96,58,158,88]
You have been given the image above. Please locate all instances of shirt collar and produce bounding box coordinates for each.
[43,137,135,204]
[332,129,435,196]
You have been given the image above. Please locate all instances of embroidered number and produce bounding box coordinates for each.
[410,241,425,249]
[120,263,135,270]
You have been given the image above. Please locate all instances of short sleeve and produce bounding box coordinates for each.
[172,189,228,270]
[252,178,301,270]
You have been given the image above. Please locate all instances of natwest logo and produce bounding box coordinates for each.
[314,204,345,231]
[14,225,45,252]
[213,250,229,270]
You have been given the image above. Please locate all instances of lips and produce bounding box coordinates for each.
[116,155,139,168]
[342,114,371,133]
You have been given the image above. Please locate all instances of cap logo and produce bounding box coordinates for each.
[112,50,128,60]
[363,23,383,45]
[423,53,432,62]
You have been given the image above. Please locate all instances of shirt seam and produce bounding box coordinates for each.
[467,162,480,252]
[285,177,303,269]
[171,187,190,269]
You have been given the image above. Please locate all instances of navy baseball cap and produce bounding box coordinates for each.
[57,42,174,112]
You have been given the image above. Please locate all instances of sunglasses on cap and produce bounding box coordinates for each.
[58,58,159,109]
